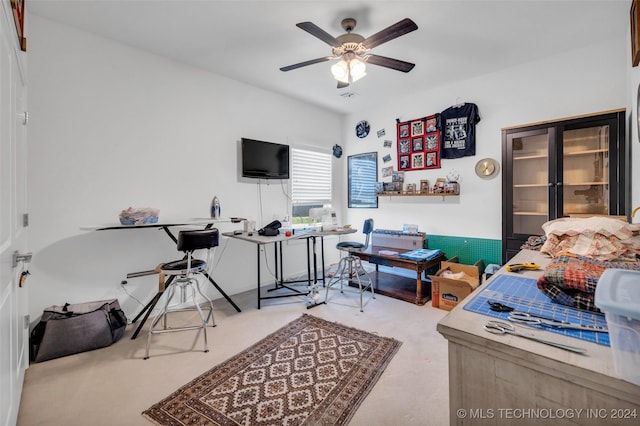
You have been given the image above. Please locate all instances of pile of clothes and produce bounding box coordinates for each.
[535,217,640,312]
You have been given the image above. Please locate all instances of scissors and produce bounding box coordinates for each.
[488,300,563,321]
[484,321,587,354]
[508,312,608,332]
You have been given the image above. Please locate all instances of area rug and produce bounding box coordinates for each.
[143,314,401,425]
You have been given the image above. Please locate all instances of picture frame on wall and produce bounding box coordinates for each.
[410,120,424,137]
[399,139,410,153]
[411,152,424,168]
[632,0,640,67]
[399,123,410,138]
[426,152,438,167]
[399,155,410,170]
[10,0,26,51]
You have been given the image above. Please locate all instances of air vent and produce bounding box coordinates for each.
[340,91,357,98]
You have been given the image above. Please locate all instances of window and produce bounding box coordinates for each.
[348,152,378,208]
[291,148,332,224]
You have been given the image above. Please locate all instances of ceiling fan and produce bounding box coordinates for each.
[280,17,418,88]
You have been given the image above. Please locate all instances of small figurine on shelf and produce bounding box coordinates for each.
[420,180,430,194]
[405,183,416,194]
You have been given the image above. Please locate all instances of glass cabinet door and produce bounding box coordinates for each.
[507,128,552,237]
[502,109,626,263]
[560,125,609,216]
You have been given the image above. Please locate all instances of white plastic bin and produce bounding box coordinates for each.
[595,269,640,386]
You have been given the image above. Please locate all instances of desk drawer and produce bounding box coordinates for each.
[368,256,394,267]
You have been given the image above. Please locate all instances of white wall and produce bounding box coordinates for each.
[342,36,630,238]
[26,16,345,320]
[26,15,637,322]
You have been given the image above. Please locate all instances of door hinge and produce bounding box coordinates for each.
[24,315,30,329]
[23,213,29,227]
[12,251,32,268]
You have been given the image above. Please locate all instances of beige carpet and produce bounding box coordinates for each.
[18,286,450,425]
[143,314,401,425]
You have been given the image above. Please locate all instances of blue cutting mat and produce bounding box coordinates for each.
[463,274,610,346]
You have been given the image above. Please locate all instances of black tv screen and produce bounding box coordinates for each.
[241,138,290,179]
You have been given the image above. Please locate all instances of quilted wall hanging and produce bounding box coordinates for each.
[397,114,441,171]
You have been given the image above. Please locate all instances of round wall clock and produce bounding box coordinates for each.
[475,158,500,179]
[355,120,370,138]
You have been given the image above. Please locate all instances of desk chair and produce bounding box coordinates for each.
[325,218,375,312]
[144,228,218,359]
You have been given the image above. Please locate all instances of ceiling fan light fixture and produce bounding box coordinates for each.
[331,60,349,83]
[350,58,366,79]
[331,58,366,83]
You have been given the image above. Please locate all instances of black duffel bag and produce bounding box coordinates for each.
[30,299,127,363]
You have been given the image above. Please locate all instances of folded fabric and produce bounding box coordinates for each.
[539,217,640,260]
[537,253,640,312]
[398,248,441,261]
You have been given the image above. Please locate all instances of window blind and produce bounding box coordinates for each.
[291,148,332,205]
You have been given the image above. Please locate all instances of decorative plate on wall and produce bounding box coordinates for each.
[355,120,370,138]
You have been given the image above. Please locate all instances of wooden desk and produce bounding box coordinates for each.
[437,249,640,425]
[350,246,445,305]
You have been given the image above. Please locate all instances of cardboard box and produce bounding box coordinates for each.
[429,260,482,311]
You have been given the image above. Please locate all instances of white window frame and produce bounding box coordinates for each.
[291,147,332,223]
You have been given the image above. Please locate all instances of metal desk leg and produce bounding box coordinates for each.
[306,235,325,309]
[257,244,261,310]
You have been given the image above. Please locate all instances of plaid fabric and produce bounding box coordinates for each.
[537,253,640,312]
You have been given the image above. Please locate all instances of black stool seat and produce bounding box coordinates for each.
[161,259,206,275]
[336,241,365,250]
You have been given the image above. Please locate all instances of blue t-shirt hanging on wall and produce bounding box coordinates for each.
[440,103,481,159]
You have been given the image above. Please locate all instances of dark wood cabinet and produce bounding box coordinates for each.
[501,109,628,262]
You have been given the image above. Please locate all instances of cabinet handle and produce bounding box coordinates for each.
[557,182,563,187]
[548,182,554,187]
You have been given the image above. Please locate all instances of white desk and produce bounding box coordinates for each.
[82,217,243,338]
[224,228,356,309]
[437,249,640,425]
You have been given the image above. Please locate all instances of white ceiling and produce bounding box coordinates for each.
[28,0,629,115]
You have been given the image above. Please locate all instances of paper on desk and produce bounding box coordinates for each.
[379,250,398,255]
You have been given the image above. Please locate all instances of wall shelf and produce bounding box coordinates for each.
[377,192,459,201]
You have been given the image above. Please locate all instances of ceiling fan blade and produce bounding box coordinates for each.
[361,18,418,50]
[296,22,342,48]
[365,54,415,72]
[337,81,349,89]
[280,56,334,72]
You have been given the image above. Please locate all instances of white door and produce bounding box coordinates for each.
[0,0,29,424]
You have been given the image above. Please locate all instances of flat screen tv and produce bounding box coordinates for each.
[241,138,290,179]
